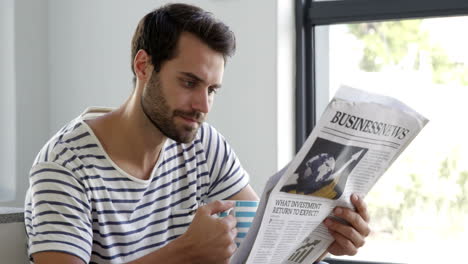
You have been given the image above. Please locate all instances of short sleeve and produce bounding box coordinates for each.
[200,124,250,201]
[24,162,92,263]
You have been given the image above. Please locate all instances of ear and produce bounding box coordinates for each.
[133,49,154,84]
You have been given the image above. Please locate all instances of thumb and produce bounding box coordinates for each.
[203,200,235,215]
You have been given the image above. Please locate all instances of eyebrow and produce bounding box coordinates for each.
[179,72,222,89]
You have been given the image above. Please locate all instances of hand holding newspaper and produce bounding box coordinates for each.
[231,86,428,264]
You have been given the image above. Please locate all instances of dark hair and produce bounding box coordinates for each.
[130,3,236,85]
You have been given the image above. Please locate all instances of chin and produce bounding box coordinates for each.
[174,128,199,143]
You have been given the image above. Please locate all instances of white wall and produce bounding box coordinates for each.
[1,0,295,206]
[47,0,295,194]
[0,0,16,202]
[0,0,50,207]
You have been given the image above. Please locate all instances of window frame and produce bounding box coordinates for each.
[295,0,468,262]
[295,0,468,150]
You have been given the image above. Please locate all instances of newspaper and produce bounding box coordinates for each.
[231,86,428,264]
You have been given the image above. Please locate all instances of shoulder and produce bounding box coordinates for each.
[28,118,99,203]
[32,116,97,170]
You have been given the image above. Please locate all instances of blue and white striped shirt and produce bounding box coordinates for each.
[24,108,249,263]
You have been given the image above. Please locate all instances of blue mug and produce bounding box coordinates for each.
[218,200,259,247]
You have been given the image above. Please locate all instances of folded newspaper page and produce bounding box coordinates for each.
[231,86,428,264]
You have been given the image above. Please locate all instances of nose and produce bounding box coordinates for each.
[191,88,211,114]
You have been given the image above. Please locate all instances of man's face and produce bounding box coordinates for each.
[141,32,225,143]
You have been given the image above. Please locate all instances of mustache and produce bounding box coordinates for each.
[174,110,204,123]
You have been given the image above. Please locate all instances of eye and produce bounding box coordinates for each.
[208,87,218,95]
[184,80,196,88]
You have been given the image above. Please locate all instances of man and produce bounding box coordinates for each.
[25,3,370,264]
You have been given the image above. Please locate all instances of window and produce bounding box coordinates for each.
[296,0,468,263]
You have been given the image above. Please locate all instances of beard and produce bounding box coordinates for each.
[141,73,204,143]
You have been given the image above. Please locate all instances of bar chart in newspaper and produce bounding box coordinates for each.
[286,237,322,263]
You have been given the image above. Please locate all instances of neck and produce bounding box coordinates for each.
[87,90,167,180]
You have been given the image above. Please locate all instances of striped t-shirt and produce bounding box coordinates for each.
[24,108,249,263]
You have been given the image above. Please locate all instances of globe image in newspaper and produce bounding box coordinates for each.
[297,153,336,194]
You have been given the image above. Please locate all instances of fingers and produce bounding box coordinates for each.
[219,214,237,230]
[351,194,370,223]
[229,227,239,251]
[184,201,238,263]
[324,194,371,255]
[333,194,371,237]
[328,230,358,256]
[202,200,235,215]
[223,241,238,261]
[217,218,238,260]
[324,216,365,248]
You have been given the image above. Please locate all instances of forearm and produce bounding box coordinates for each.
[130,201,237,264]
